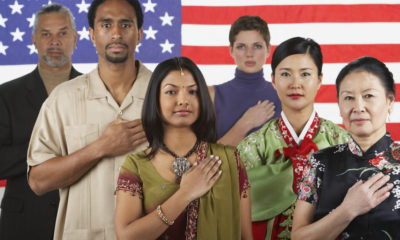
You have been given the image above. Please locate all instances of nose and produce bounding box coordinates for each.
[177,90,189,107]
[49,35,61,46]
[245,47,254,57]
[353,96,366,113]
[290,74,301,89]
[111,25,122,40]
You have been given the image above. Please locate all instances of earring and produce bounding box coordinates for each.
[387,108,392,122]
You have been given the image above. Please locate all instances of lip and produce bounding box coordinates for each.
[108,44,126,51]
[47,50,63,56]
[245,61,256,67]
[288,94,303,99]
[174,110,192,116]
[351,118,369,124]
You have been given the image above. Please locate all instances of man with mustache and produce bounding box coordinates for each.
[27,0,151,239]
[0,4,81,240]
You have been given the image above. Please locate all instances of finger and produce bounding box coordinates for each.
[198,155,214,170]
[373,189,391,207]
[349,180,363,190]
[203,156,220,173]
[124,119,142,128]
[363,172,384,187]
[374,183,393,198]
[206,159,222,179]
[128,128,146,138]
[131,136,147,147]
[369,174,390,192]
[208,170,222,186]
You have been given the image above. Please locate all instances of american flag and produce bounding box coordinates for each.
[0,0,399,204]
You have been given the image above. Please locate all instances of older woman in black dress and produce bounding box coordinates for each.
[292,57,399,240]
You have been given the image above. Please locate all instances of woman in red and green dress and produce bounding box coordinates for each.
[237,37,349,240]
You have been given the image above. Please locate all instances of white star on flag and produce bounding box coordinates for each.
[135,43,142,53]
[76,0,90,13]
[10,28,25,42]
[0,14,8,28]
[27,14,35,28]
[0,42,9,56]
[160,12,174,26]
[143,0,157,13]
[78,26,90,40]
[143,26,158,40]
[9,0,24,15]
[27,44,38,55]
[160,39,174,53]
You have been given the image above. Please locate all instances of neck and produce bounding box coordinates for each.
[98,58,137,105]
[352,128,386,153]
[163,126,198,156]
[283,105,314,136]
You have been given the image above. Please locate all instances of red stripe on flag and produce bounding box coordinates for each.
[0,180,6,187]
[181,44,400,65]
[316,84,400,103]
[182,5,400,24]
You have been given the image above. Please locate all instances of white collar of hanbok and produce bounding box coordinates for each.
[281,109,317,145]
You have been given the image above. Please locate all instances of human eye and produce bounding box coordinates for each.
[254,44,263,49]
[165,90,176,95]
[343,95,354,101]
[236,45,245,50]
[121,23,130,28]
[189,89,198,95]
[301,72,311,77]
[41,32,50,37]
[102,23,111,28]
[364,93,374,99]
[59,31,67,36]
[280,72,290,77]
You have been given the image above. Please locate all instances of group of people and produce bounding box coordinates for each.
[0,0,398,240]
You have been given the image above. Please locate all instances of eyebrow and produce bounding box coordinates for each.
[278,67,313,71]
[340,88,378,95]
[162,83,197,88]
[40,26,68,32]
[98,18,134,23]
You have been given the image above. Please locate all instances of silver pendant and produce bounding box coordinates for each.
[172,157,191,178]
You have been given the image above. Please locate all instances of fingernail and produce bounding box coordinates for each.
[210,155,214,159]
[219,170,222,174]
[193,162,198,166]
[214,156,219,160]
[218,160,222,165]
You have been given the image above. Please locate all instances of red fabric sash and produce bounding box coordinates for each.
[278,113,320,194]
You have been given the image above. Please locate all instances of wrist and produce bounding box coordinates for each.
[175,188,195,205]
[335,203,356,223]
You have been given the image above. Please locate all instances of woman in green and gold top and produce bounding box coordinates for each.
[114,57,252,240]
[237,37,349,240]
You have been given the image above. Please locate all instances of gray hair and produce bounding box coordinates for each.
[33,3,76,35]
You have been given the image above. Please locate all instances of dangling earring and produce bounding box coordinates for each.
[387,108,392,122]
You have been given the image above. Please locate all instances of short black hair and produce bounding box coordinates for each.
[142,57,216,158]
[229,15,270,47]
[336,56,396,98]
[271,37,323,76]
[87,0,143,29]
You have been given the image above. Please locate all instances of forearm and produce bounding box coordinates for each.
[0,143,29,179]
[28,139,106,195]
[292,202,354,240]
[240,195,253,240]
[117,189,192,240]
[218,119,252,146]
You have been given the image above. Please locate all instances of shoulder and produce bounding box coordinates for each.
[123,150,148,169]
[44,71,92,106]
[208,142,236,154]
[318,118,350,141]
[137,61,152,81]
[0,70,36,93]
[313,142,348,160]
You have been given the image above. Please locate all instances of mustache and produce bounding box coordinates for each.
[106,42,128,49]
[46,48,64,53]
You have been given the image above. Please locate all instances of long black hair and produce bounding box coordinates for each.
[142,57,216,158]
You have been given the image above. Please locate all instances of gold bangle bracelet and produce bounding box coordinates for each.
[156,205,174,226]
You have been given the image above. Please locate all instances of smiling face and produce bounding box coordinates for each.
[272,53,321,113]
[159,70,200,129]
[230,30,270,73]
[33,12,77,71]
[89,0,142,64]
[338,70,394,141]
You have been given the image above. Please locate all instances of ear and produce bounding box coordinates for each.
[73,31,78,48]
[317,72,323,90]
[89,27,95,45]
[388,93,395,109]
[32,34,37,48]
[271,73,277,90]
[137,28,143,45]
[266,44,271,58]
[229,45,233,58]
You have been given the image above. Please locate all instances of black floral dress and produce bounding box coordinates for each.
[298,133,400,240]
